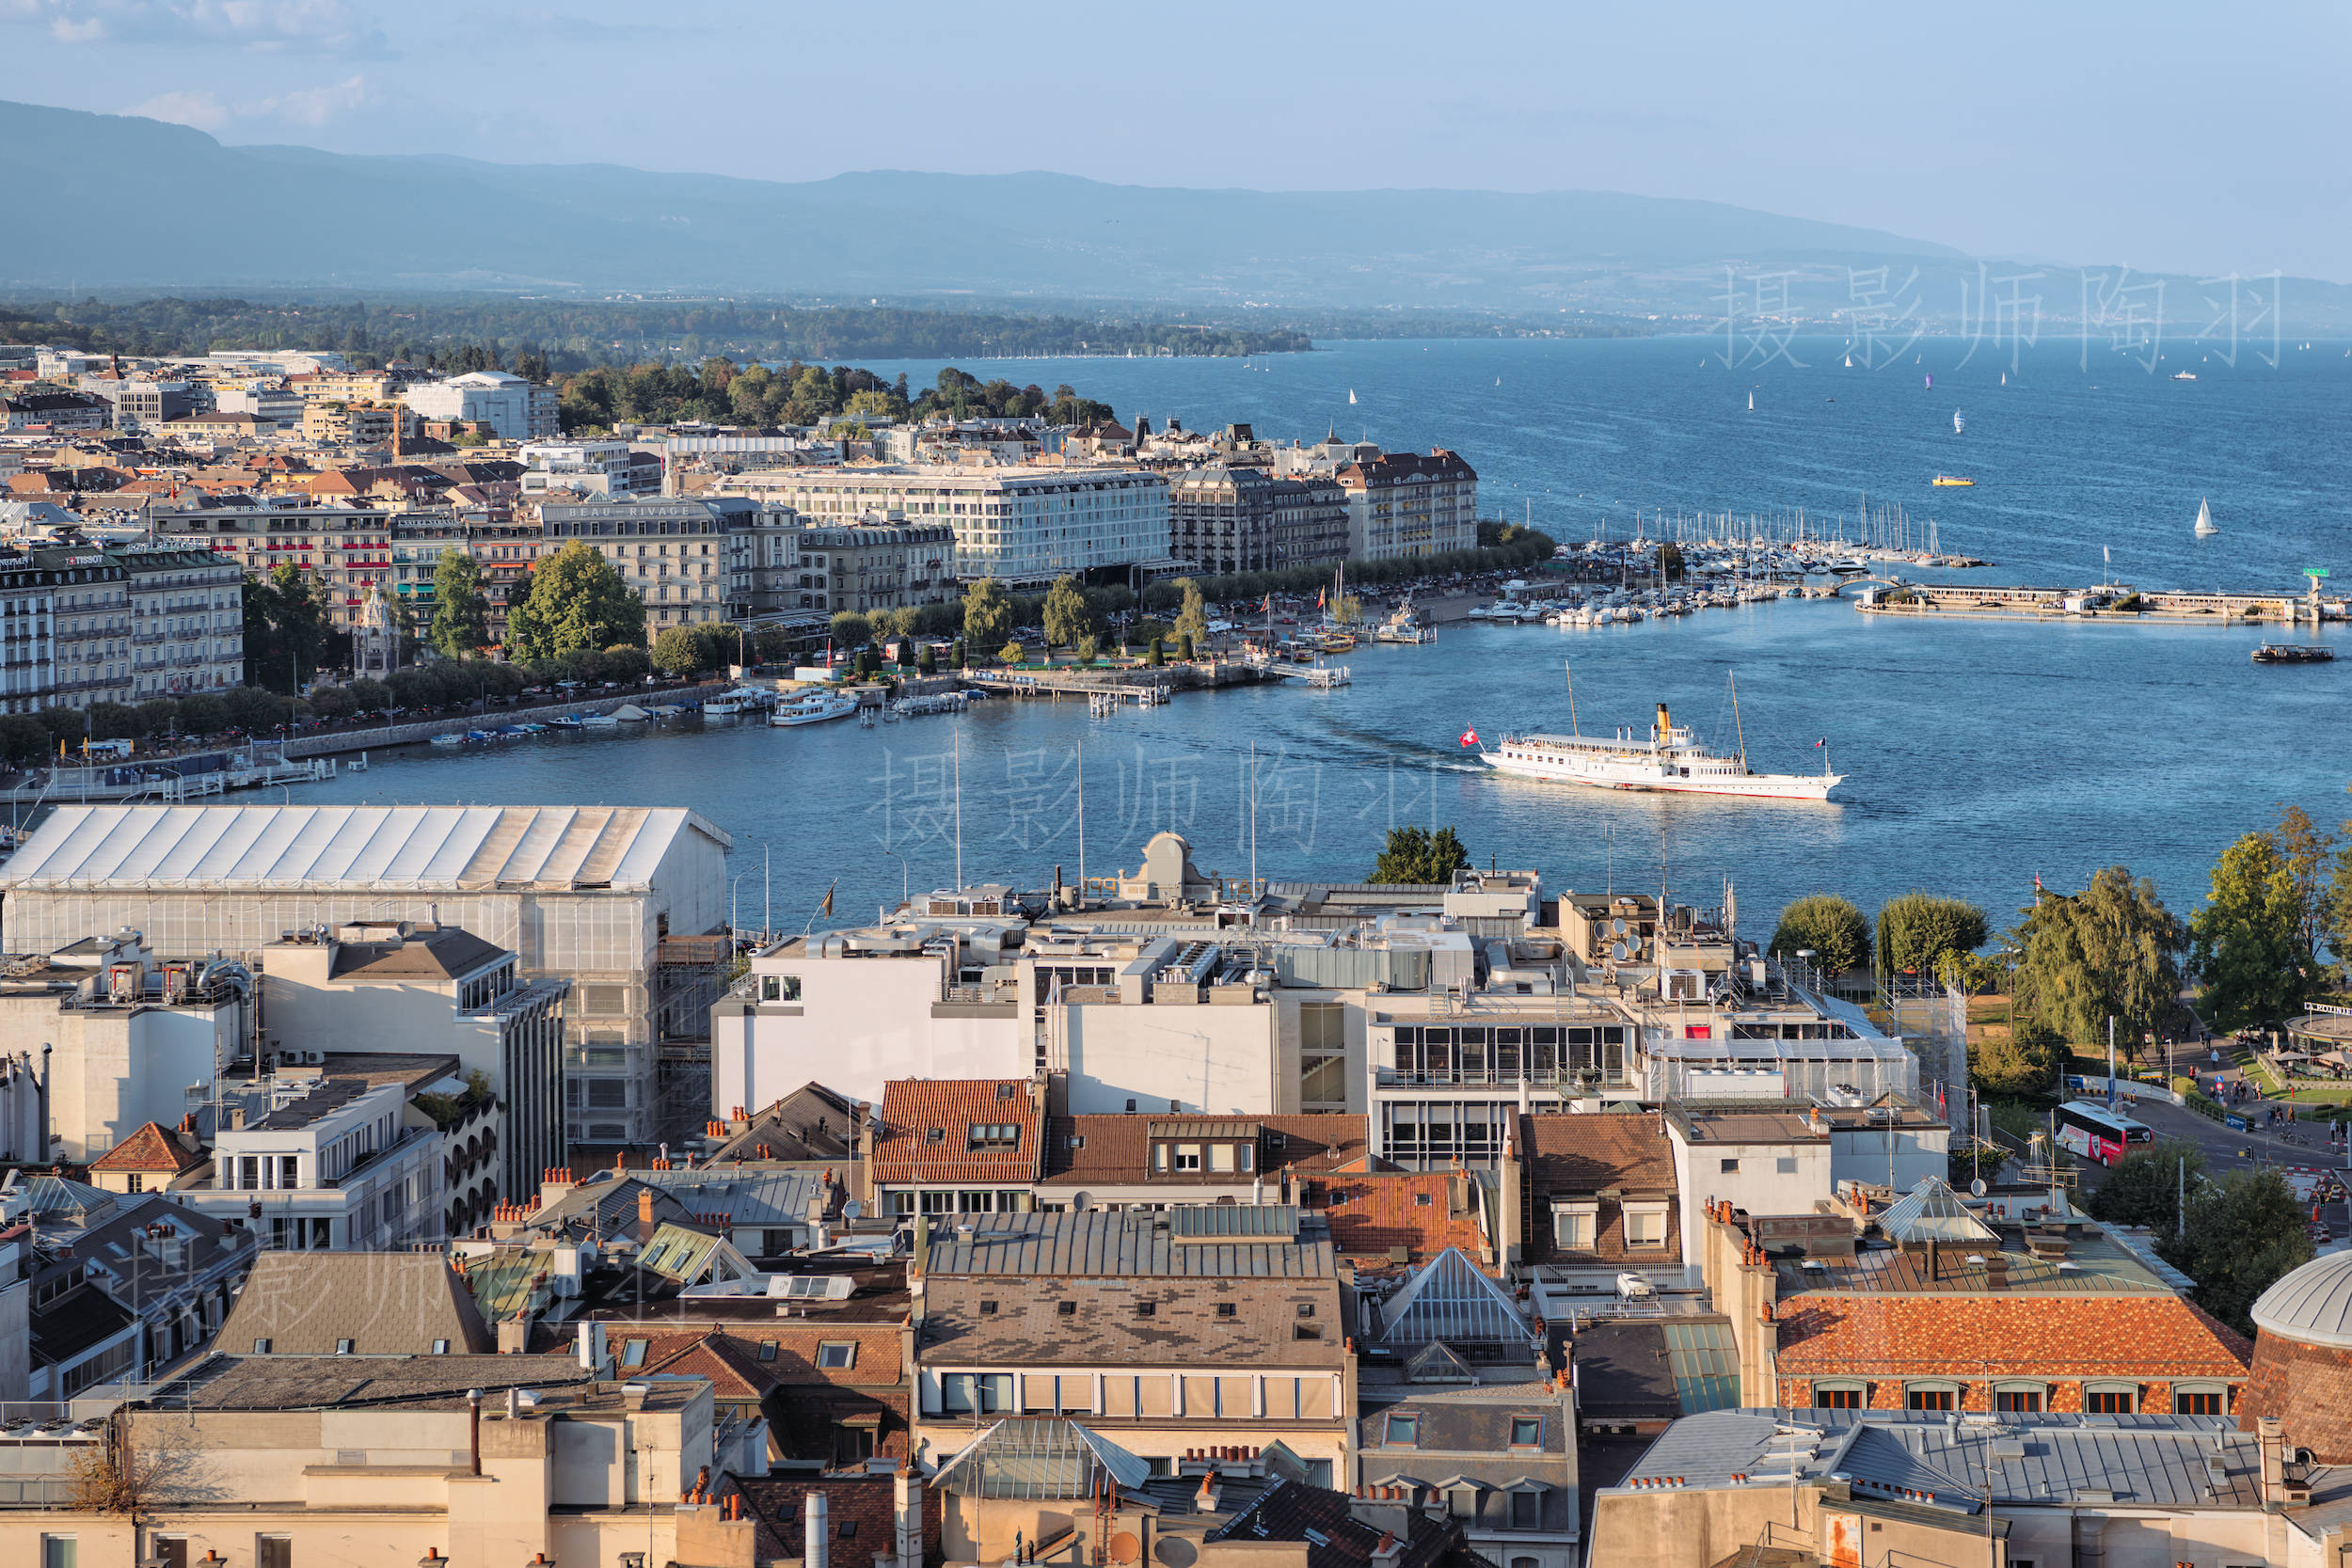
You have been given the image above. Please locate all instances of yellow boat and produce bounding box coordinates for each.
[1931,474,1976,486]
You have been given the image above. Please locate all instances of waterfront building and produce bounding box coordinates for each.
[156,501,405,637]
[792,515,957,615]
[1167,462,1350,576]
[0,543,63,713]
[718,463,1172,585]
[402,370,561,441]
[537,494,758,632]
[114,538,245,697]
[1335,447,1480,560]
[0,803,732,1150]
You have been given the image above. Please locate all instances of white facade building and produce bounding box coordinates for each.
[192,1077,444,1249]
[401,370,559,440]
[727,464,1171,583]
[518,438,653,498]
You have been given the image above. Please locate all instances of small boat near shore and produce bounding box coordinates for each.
[1932,474,1976,487]
[2252,644,2334,664]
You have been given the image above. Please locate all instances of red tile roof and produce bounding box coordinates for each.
[874,1080,1043,1185]
[88,1120,208,1176]
[638,1331,782,1403]
[1772,1294,2253,1380]
[1037,1112,1372,1185]
[1312,1171,1487,1267]
[1518,1111,1680,1266]
[727,1472,940,1564]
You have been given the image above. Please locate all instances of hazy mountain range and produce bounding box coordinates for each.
[7,98,2347,329]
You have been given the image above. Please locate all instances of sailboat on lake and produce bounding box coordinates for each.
[1952,409,1965,435]
[2194,498,2218,537]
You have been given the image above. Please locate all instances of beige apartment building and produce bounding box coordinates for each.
[118,542,244,698]
[1,1353,765,1568]
[301,400,414,447]
[793,516,957,615]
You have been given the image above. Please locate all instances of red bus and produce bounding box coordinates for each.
[2056,1099,2153,1166]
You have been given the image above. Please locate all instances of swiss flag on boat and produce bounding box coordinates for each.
[1459,726,1479,748]
[1813,737,1826,747]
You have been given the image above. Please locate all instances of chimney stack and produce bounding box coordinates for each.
[806,1491,830,1568]
[2259,1417,2287,1507]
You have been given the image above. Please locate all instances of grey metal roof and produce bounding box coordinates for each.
[0,803,726,891]
[1616,1410,2271,1512]
[2251,1248,2352,1350]
[923,1211,1334,1278]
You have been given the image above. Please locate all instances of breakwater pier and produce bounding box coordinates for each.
[1855,578,2342,626]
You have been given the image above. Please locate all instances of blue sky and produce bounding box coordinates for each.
[6,0,2346,281]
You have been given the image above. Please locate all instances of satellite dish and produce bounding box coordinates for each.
[1969,1179,1987,1198]
[843,1198,865,1221]
[1613,917,1629,935]
[1611,942,1629,961]
[1073,1191,1094,1213]
[1110,1533,1142,1565]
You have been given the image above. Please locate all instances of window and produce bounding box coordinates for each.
[1511,1416,1542,1448]
[1905,1384,1958,1412]
[1623,1207,1667,1247]
[968,1123,1020,1150]
[1057,1301,1077,1316]
[2174,1385,2229,1416]
[1993,1384,2044,1413]
[621,1338,649,1369]
[1720,1158,1740,1173]
[1775,1157,1798,1174]
[1173,1145,1201,1171]
[334,1338,355,1355]
[431,1339,451,1355]
[1449,1487,1478,1520]
[1296,1303,1314,1318]
[758,974,801,1002]
[816,1342,857,1370]
[1216,1302,1237,1318]
[1135,1301,1157,1318]
[252,1338,272,1354]
[1510,1491,1541,1530]
[1813,1384,1864,1409]
[756,1340,779,1361]
[40,1536,76,1568]
[978,1300,1000,1315]
[2084,1384,2137,1414]
[1385,1414,1418,1446]
[257,1540,293,1568]
[1552,1204,1597,1251]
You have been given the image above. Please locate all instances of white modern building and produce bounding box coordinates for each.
[401,370,559,440]
[518,438,655,498]
[0,804,731,1149]
[722,464,1172,583]
[193,1076,444,1249]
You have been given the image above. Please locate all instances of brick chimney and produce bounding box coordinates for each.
[1348,1484,1417,1542]
[2259,1417,2287,1508]
[637,1186,658,1243]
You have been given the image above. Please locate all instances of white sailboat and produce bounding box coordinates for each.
[1952,409,1965,435]
[1747,391,1754,411]
[1348,388,1358,404]
[2194,498,2218,537]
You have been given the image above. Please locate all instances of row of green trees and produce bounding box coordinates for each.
[557,361,1116,434]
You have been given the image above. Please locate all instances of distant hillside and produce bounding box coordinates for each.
[0,98,1959,307]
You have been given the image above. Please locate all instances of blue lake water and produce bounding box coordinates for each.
[290,335,2352,936]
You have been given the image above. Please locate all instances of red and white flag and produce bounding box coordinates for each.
[1459,726,1479,748]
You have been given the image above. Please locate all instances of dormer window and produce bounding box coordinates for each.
[968,1123,1020,1150]
[1385,1414,1418,1446]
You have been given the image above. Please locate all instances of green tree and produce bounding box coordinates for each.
[1658,541,1686,582]
[505,543,645,661]
[916,644,936,675]
[1372,825,1470,885]
[134,699,180,738]
[1333,594,1363,625]
[2162,1168,2314,1335]
[830,612,873,650]
[961,579,1012,651]
[651,625,706,679]
[1173,578,1209,643]
[2190,826,2311,1030]
[1075,633,1101,664]
[2010,866,2186,1050]
[1877,893,1990,979]
[86,703,140,742]
[346,677,389,715]
[1042,576,1094,649]
[753,626,797,664]
[1769,894,1872,974]
[1148,637,1166,667]
[428,548,490,658]
[176,693,228,735]
[244,564,327,691]
[2085,1140,2205,1234]
[999,641,1026,666]
[0,714,49,766]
